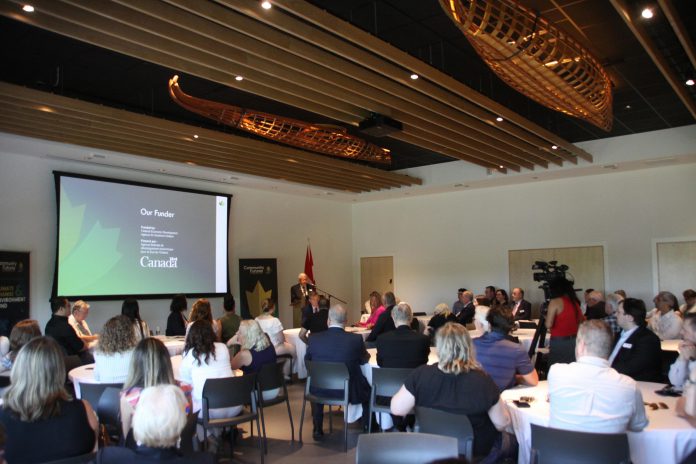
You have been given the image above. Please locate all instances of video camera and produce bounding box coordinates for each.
[532,260,572,302]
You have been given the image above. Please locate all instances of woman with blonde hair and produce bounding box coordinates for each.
[426,303,457,338]
[94,315,138,383]
[0,337,98,463]
[255,298,296,380]
[231,319,279,400]
[391,322,512,462]
[186,298,221,341]
[0,319,41,373]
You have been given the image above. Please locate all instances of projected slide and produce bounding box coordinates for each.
[55,174,230,298]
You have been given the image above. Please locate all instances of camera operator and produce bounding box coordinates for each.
[545,277,585,366]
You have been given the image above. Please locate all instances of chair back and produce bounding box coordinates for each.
[0,375,10,388]
[80,382,123,411]
[201,374,257,411]
[415,406,474,460]
[371,367,412,397]
[305,361,349,391]
[530,424,631,464]
[178,411,199,455]
[356,432,458,464]
[97,387,121,440]
[257,361,284,392]
[42,452,96,464]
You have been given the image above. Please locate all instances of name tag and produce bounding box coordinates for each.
[623,343,633,349]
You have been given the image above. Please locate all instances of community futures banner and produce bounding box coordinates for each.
[238,259,278,319]
[0,251,30,336]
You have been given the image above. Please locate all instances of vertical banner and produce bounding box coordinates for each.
[0,251,30,336]
[238,259,278,319]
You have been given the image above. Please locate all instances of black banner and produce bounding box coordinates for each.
[0,251,30,336]
[238,259,278,319]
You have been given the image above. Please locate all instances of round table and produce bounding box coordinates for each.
[501,380,696,464]
[152,335,186,356]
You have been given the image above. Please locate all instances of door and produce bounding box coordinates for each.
[360,256,394,307]
[657,241,696,296]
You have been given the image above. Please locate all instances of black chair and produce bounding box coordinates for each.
[42,452,96,464]
[257,360,294,452]
[299,360,350,451]
[367,367,412,432]
[79,382,123,412]
[530,423,631,464]
[415,406,474,461]
[356,432,458,464]
[179,411,200,455]
[97,387,122,443]
[0,375,10,388]
[199,374,264,463]
[276,353,294,381]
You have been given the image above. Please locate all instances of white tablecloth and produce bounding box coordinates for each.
[501,381,696,464]
[153,335,186,356]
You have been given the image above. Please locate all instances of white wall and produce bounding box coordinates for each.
[352,163,696,313]
[0,138,353,333]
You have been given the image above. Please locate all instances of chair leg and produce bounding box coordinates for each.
[284,395,295,442]
[299,398,306,444]
[255,417,264,464]
[328,405,333,433]
[259,403,268,454]
[368,404,373,434]
[343,404,348,453]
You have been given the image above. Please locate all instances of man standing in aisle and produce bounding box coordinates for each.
[291,272,315,328]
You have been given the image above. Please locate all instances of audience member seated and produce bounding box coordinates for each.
[254,299,295,379]
[585,291,607,320]
[122,298,150,341]
[452,287,468,317]
[305,304,371,438]
[492,289,509,309]
[99,385,214,464]
[218,294,241,345]
[376,302,430,368]
[669,313,696,389]
[548,320,648,433]
[391,323,513,462]
[186,299,221,342]
[0,319,41,373]
[609,298,662,382]
[366,291,399,343]
[231,320,279,400]
[614,289,627,299]
[485,286,497,306]
[357,291,386,329]
[603,293,623,336]
[299,296,330,345]
[45,296,93,365]
[681,289,696,314]
[647,291,683,340]
[676,365,696,428]
[0,337,97,463]
[180,321,240,444]
[166,294,188,337]
[474,307,538,391]
[581,288,594,314]
[455,291,476,326]
[510,287,532,321]
[94,315,138,383]
[473,303,491,333]
[68,300,99,347]
[545,277,584,366]
[120,338,192,438]
[302,292,321,327]
[426,303,457,339]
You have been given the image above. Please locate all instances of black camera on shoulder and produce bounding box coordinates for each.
[532,260,570,302]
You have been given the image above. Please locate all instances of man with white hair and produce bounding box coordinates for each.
[376,302,430,368]
[585,291,607,320]
[455,290,476,325]
[290,272,315,328]
[96,384,214,462]
[305,304,371,439]
[548,320,648,433]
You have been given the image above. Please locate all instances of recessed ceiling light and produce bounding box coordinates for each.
[185,161,196,166]
[286,158,298,163]
[235,75,243,81]
[496,117,504,122]
[687,79,695,86]
[261,1,272,10]
[499,165,504,169]
[641,8,653,19]
[193,134,199,139]
[551,145,558,150]
[410,73,419,80]
[625,104,632,109]
[22,4,34,12]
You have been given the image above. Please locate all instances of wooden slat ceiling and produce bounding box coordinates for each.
[0,0,593,189]
[0,81,421,192]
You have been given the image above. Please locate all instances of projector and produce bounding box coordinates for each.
[358,113,402,137]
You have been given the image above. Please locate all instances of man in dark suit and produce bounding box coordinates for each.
[299,296,329,344]
[301,291,321,326]
[609,298,662,382]
[511,287,532,321]
[376,302,430,368]
[306,304,371,439]
[456,290,476,325]
[290,272,315,328]
[585,290,607,320]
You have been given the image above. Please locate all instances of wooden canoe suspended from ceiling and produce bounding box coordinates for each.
[168,76,391,165]
[440,0,613,131]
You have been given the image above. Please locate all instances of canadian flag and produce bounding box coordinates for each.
[304,243,315,284]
